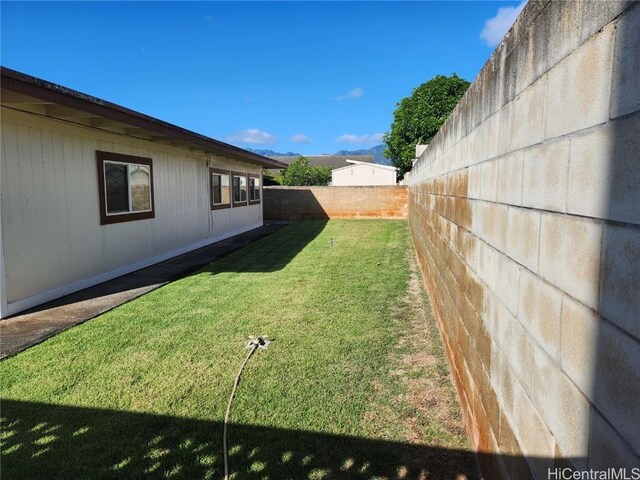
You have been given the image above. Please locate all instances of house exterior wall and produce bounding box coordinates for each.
[1,107,263,316]
[0,203,6,318]
[331,163,396,186]
[408,1,639,477]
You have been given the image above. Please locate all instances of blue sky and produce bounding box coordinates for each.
[1,1,525,155]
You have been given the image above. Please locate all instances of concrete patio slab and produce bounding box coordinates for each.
[0,223,288,360]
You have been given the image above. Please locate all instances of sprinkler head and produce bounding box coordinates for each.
[246,335,272,350]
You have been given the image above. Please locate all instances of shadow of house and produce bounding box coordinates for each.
[205,220,329,274]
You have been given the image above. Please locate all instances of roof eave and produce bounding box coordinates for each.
[0,67,286,169]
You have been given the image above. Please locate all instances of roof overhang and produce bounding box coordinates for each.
[0,67,286,169]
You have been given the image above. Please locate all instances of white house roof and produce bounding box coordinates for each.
[333,160,398,173]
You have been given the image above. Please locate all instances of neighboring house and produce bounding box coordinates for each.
[331,160,398,186]
[264,154,374,178]
[274,154,374,170]
[0,67,286,318]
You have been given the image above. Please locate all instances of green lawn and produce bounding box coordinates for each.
[0,220,475,480]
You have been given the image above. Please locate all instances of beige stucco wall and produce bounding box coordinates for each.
[1,107,263,315]
[408,1,639,477]
[331,163,397,186]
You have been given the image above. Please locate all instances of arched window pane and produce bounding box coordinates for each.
[105,163,129,213]
[130,166,151,211]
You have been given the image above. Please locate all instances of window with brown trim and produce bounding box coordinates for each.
[210,168,231,210]
[249,175,261,204]
[232,172,248,207]
[97,151,155,225]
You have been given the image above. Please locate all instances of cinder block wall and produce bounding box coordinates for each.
[408,1,639,477]
[263,186,407,220]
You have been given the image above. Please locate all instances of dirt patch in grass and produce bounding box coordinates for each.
[365,234,472,459]
[398,247,469,447]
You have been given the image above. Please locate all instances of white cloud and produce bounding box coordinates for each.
[480,1,526,47]
[226,128,276,145]
[289,133,311,144]
[335,132,385,145]
[336,134,368,144]
[370,132,385,144]
[336,87,364,100]
[204,15,218,26]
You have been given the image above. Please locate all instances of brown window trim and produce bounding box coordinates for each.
[231,171,249,207]
[209,167,231,210]
[248,174,261,205]
[97,151,155,225]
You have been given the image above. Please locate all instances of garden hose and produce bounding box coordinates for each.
[223,336,271,480]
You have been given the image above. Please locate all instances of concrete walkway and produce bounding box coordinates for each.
[0,224,287,359]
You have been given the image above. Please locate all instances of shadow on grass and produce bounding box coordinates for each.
[1,399,480,480]
[207,220,329,274]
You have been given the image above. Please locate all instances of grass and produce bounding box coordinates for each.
[0,220,475,479]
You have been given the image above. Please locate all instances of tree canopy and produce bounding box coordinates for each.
[275,156,332,186]
[384,74,470,176]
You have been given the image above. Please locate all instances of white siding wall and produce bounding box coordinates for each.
[1,108,263,314]
[0,200,6,318]
[331,163,396,186]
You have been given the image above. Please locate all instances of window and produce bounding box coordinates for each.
[249,175,261,204]
[97,151,154,225]
[232,173,248,206]
[210,168,231,210]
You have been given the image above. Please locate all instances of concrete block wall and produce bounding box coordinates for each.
[408,1,640,477]
[263,186,407,220]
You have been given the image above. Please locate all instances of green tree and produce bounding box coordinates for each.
[275,156,332,186]
[384,74,470,176]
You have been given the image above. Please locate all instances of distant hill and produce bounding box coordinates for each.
[333,144,392,166]
[248,149,301,157]
[249,144,393,166]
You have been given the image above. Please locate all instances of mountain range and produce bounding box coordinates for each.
[248,144,392,166]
